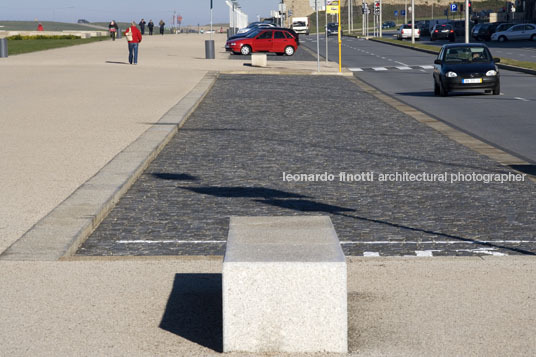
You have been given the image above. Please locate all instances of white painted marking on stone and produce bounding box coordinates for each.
[373,67,388,71]
[455,248,508,256]
[349,67,364,71]
[420,65,434,69]
[514,97,530,102]
[363,252,380,257]
[339,240,534,244]
[396,66,412,70]
[415,250,441,257]
[117,240,226,244]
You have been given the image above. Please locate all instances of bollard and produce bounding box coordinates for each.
[205,40,215,59]
[0,38,8,58]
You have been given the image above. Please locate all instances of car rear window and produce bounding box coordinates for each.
[284,31,294,39]
[444,47,491,63]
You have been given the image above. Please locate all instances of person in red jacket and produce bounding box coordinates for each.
[37,23,44,31]
[125,21,142,65]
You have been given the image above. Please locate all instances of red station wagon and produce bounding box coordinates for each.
[225,29,299,56]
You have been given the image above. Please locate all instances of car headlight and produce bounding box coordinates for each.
[446,71,457,78]
[486,70,497,76]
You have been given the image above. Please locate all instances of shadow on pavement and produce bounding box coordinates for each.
[178,186,309,199]
[255,196,536,255]
[151,173,199,181]
[509,164,536,176]
[159,274,223,352]
[105,61,130,65]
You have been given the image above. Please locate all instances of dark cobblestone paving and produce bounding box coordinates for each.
[78,74,536,257]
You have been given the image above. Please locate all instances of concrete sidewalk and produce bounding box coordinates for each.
[1,257,535,356]
[1,33,535,356]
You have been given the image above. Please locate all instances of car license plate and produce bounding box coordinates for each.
[463,78,482,84]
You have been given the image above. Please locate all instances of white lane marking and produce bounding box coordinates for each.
[363,252,380,257]
[396,66,412,70]
[117,240,226,244]
[394,60,409,66]
[373,67,388,71]
[339,240,534,244]
[420,65,434,69]
[415,250,441,257]
[349,67,364,71]
[514,97,530,102]
[456,248,508,256]
[381,56,386,59]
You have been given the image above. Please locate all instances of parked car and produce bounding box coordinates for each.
[225,28,299,56]
[396,24,420,40]
[472,22,503,41]
[236,23,275,34]
[494,23,514,33]
[449,20,472,36]
[327,22,338,36]
[417,21,431,36]
[433,43,500,96]
[228,27,299,43]
[382,21,396,29]
[431,24,456,42]
[491,23,536,42]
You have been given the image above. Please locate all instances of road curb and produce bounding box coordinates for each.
[0,71,219,261]
[368,38,536,76]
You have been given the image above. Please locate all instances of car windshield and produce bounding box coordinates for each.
[444,47,491,63]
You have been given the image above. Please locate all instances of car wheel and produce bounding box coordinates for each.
[493,82,501,95]
[240,45,251,55]
[434,80,440,96]
[531,34,536,41]
[284,46,295,56]
[439,80,448,97]
[498,36,507,42]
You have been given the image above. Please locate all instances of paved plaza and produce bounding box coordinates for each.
[80,74,536,257]
[2,34,536,356]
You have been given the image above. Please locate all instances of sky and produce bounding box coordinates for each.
[0,0,281,26]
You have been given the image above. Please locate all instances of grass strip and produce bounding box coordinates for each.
[6,36,109,56]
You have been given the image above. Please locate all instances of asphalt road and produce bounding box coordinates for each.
[303,34,536,163]
[381,29,536,63]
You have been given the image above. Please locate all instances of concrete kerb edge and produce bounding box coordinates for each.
[0,71,219,261]
[344,74,536,183]
[368,38,536,76]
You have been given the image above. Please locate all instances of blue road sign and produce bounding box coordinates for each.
[401,10,405,16]
[450,3,458,12]
[394,10,398,16]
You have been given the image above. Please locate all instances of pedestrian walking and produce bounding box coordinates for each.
[159,20,165,35]
[124,21,142,65]
[108,20,118,41]
[148,20,154,35]
[139,19,146,35]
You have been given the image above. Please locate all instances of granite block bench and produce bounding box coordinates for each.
[222,216,348,353]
